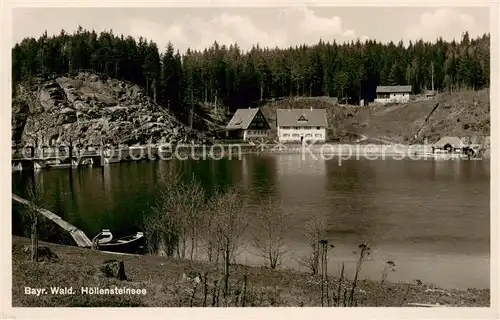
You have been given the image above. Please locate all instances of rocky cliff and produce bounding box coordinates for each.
[12,72,202,147]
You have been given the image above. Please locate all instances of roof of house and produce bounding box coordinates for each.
[276,109,328,127]
[376,85,412,93]
[434,136,465,148]
[225,108,262,130]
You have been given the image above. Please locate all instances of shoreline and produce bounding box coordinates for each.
[11,143,489,172]
[11,236,490,307]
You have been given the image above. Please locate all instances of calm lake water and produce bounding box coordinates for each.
[12,155,490,289]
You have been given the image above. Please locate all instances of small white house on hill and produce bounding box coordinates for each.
[433,136,465,152]
[276,108,328,142]
[375,85,412,104]
[225,108,271,141]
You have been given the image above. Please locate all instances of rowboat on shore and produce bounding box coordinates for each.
[89,229,145,254]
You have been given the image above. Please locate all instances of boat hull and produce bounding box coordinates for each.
[95,236,145,254]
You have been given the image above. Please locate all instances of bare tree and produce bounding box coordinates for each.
[380,260,396,286]
[319,239,335,306]
[298,214,327,275]
[145,166,184,257]
[182,175,206,260]
[348,243,371,306]
[142,214,161,254]
[203,198,221,262]
[210,187,248,297]
[144,164,209,259]
[21,182,45,262]
[252,198,288,269]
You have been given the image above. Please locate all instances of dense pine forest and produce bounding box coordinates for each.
[12,26,490,114]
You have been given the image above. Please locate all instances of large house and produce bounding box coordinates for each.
[276,108,328,143]
[375,85,412,104]
[225,108,271,141]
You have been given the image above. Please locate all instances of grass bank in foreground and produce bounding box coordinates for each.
[12,236,489,307]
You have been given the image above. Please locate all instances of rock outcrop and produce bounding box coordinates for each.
[12,72,202,147]
[22,245,59,262]
[100,259,127,281]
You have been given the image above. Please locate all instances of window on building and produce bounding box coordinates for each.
[283,134,290,137]
[315,134,321,137]
[316,127,320,130]
[297,115,308,123]
[292,133,299,137]
[306,134,312,137]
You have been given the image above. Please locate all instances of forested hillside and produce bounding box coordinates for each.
[12,27,490,114]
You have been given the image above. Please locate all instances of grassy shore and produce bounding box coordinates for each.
[12,236,489,307]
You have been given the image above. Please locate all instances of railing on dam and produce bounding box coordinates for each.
[11,148,101,160]
[12,194,92,247]
[12,143,437,161]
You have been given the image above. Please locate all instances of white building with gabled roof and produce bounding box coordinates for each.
[375,85,412,104]
[276,108,328,142]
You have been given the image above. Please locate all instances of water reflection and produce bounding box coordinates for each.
[276,154,326,176]
[103,166,111,193]
[323,159,378,243]
[11,156,490,289]
[432,159,462,180]
[245,155,278,200]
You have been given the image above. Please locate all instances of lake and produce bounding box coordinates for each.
[11,154,490,289]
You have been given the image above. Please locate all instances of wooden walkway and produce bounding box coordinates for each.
[12,194,92,247]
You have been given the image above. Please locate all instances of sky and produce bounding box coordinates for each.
[12,6,490,53]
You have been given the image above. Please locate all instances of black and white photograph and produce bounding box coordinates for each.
[3,0,497,315]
